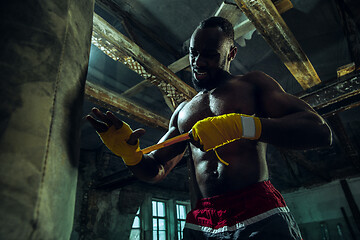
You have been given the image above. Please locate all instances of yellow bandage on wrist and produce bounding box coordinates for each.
[98,124,143,166]
[191,113,262,151]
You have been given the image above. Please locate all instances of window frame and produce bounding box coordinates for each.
[175,201,189,240]
[152,198,168,240]
[129,207,142,240]
[129,196,191,240]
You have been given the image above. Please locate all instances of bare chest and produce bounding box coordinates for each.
[177,85,257,133]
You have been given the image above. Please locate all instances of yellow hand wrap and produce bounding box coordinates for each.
[98,123,143,166]
[191,113,262,152]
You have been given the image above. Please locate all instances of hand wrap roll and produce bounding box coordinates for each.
[191,113,262,151]
[98,123,143,166]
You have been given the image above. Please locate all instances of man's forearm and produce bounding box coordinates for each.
[128,149,185,183]
[128,154,166,183]
[259,111,332,149]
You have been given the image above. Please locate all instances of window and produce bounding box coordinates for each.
[152,200,167,240]
[130,197,190,239]
[129,208,141,240]
[176,203,187,240]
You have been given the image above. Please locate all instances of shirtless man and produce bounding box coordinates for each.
[87,17,332,239]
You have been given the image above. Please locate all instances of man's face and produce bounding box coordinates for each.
[189,27,234,91]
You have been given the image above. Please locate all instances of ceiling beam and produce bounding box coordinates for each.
[273,0,293,13]
[318,94,360,118]
[85,81,169,129]
[119,79,176,112]
[120,79,153,98]
[167,55,191,74]
[214,2,243,24]
[215,0,293,24]
[92,13,197,106]
[297,71,360,116]
[94,0,194,110]
[119,54,191,112]
[234,0,321,89]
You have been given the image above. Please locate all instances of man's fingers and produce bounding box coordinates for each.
[106,111,124,129]
[91,108,124,130]
[86,115,109,133]
[127,128,146,145]
[92,108,113,127]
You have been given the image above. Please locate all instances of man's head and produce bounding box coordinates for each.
[189,17,237,91]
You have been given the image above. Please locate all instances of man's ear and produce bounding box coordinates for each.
[228,46,238,61]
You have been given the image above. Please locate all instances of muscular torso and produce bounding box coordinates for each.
[177,77,269,198]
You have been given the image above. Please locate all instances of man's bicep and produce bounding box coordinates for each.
[246,72,308,117]
[261,90,316,118]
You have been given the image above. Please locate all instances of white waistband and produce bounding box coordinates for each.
[184,206,290,234]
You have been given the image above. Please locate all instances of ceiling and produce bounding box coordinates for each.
[80,0,360,194]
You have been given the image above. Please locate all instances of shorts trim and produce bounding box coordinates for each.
[184,206,290,234]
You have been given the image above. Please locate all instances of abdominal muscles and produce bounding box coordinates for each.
[191,140,268,198]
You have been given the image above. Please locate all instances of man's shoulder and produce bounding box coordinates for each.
[173,100,187,112]
[167,100,189,130]
[234,71,283,91]
[235,71,271,83]
[171,100,189,118]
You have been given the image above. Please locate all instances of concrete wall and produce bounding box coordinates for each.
[283,177,360,240]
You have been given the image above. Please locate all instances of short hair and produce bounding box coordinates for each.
[198,16,234,44]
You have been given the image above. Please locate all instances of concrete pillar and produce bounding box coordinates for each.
[0,0,94,239]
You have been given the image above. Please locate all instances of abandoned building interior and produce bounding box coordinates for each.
[1,0,360,239]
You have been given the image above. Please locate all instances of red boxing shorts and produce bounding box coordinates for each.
[183,181,302,240]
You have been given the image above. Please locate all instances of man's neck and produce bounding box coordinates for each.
[206,70,233,91]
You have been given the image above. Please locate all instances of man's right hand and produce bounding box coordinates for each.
[86,108,146,166]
